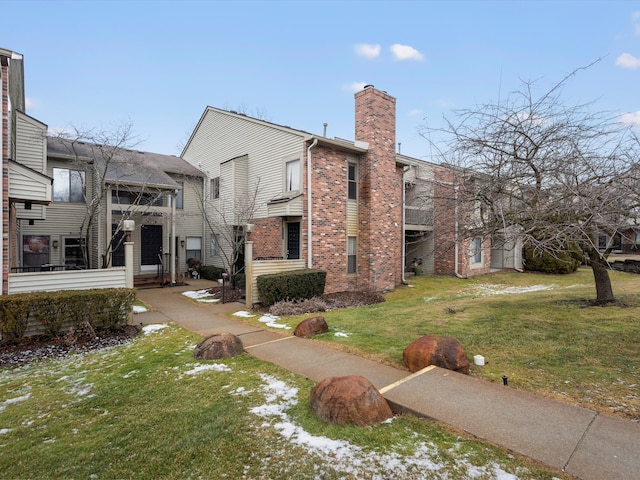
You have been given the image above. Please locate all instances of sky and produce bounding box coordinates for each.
[2,0,639,161]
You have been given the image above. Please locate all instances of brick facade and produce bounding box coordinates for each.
[354,87,403,291]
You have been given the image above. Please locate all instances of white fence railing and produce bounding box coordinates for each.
[7,268,127,294]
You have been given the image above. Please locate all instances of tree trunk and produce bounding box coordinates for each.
[588,249,615,304]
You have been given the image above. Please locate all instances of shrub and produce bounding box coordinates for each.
[257,269,326,307]
[0,288,135,344]
[199,265,225,281]
[524,246,582,274]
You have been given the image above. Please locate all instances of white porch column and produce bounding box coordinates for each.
[123,220,135,289]
[245,240,254,308]
[170,190,177,285]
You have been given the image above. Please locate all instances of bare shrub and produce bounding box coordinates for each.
[268,291,385,316]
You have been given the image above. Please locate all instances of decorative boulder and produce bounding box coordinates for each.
[193,333,244,360]
[403,334,470,374]
[294,316,328,338]
[310,375,393,426]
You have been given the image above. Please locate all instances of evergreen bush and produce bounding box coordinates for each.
[257,269,326,306]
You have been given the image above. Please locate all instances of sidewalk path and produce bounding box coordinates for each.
[136,281,640,480]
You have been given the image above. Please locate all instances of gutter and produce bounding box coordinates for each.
[306,138,318,269]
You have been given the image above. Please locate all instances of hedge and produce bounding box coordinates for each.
[0,288,136,344]
[257,269,326,306]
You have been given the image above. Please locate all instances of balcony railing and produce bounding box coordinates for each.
[405,206,433,226]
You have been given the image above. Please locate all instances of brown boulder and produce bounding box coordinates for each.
[403,334,470,374]
[193,333,244,360]
[293,316,328,338]
[310,375,393,426]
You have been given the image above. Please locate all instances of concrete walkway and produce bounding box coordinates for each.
[136,281,640,480]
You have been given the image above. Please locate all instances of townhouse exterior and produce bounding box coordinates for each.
[19,137,205,284]
[182,85,522,299]
[1,47,52,294]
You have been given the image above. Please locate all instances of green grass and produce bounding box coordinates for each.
[0,325,571,479]
[247,268,640,420]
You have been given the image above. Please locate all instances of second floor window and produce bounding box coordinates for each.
[53,168,85,203]
[348,162,357,200]
[211,177,220,199]
[286,159,300,192]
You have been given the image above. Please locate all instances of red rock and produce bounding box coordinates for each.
[310,375,393,426]
[293,316,328,338]
[193,333,244,360]
[403,334,470,374]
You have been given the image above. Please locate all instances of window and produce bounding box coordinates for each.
[286,159,300,192]
[211,177,220,199]
[63,237,85,268]
[210,234,221,256]
[472,237,483,264]
[347,236,357,274]
[53,168,85,203]
[186,236,202,261]
[348,162,357,200]
[23,235,50,267]
[175,182,184,209]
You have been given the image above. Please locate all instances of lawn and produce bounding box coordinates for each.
[241,268,640,421]
[0,324,570,479]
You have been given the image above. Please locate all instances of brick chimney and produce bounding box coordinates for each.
[354,86,403,291]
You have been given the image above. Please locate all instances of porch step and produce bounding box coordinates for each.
[134,275,165,289]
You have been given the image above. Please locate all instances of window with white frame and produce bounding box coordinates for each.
[471,237,483,264]
[210,234,221,256]
[53,168,85,203]
[286,159,300,192]
[348,162,357,200]
[211,177,220,199]
[23,235,51,268]
[347,236,357,274]
[175,182,184,209]
[186,236,202,261]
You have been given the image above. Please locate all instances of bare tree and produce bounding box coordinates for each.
[53,121,166,269]
[422,64,640,303]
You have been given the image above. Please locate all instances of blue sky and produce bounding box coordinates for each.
[2,0,639,160]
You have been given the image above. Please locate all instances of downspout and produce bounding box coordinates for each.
[401,166,411,284]
[306,138,318,269]
[454,185,464,278]
[170,190,177,285]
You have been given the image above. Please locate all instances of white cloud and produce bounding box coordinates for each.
[615,52,640,69]
[408,109,423,116]
[620,111,640,128]
[354,43,381,59]
[390,44,424,61]
[343,82,368,93]
[25,97,35,110]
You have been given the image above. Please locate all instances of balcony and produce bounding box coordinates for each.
[405,206,433,230]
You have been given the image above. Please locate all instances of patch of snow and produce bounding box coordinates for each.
[423,296,438,302]
[0,428,11,434]
[247,374,525,479]
[182,289,216,301]
[334,332,350,338]
[179,363,232,378]
[258,314,291,330]
[233,311,256,318]
[0,393,31,412]
[132,305,148,314]
[142,324,169,335]
[468,284,556,296]
[123,370,139,379]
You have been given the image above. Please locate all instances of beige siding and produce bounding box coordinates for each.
[182,109,307,220]
[9,162,51,203]
[15,111,46,172]
[346,201,358,236]
[250,259,306,304]
[8,268,126,294]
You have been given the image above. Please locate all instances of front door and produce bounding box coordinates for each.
[141,224,163,269]
[286,222,300,260]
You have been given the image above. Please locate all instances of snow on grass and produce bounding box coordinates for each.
[179,363,232,379]
[258,314,291,330]
[233,311,256,318]
[182,289,220,303]
[133,305,148,314]
[0,393,31,412]
[142,324,169,335]
[334,332,350,338]
[467,284,557,297]
[248,374,525,480]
